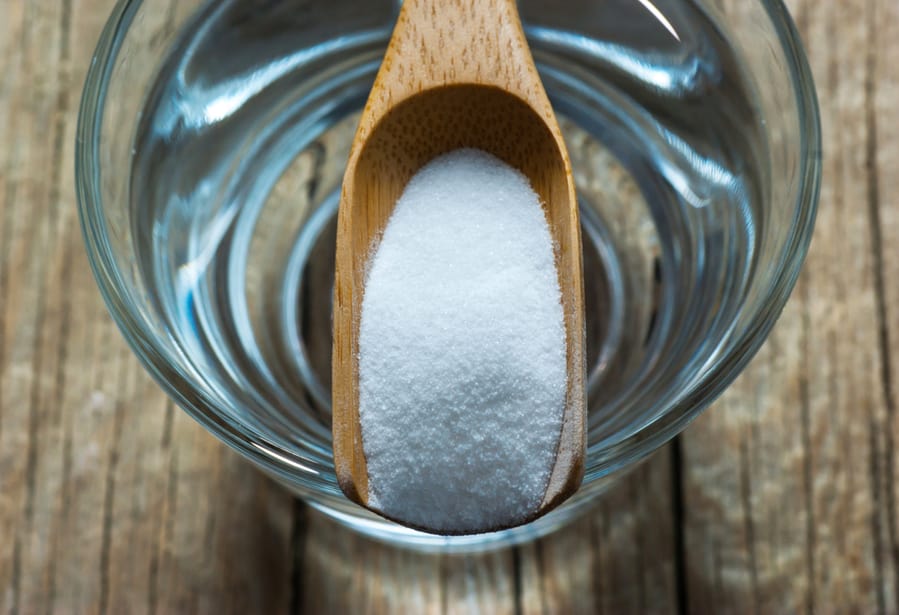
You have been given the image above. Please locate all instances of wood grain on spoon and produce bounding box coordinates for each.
[332,0,586,532]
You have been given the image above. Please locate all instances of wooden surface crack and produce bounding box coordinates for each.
[289,500,308,615]
[869,416,887,615]
[670,438,688,615]
[510,546,524,615]
[864,0,899,603]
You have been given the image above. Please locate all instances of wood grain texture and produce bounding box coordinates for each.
[1,0,897,612]
[295,449,676,615]
[0,2,294,614]
[331,0,585,529]
[679,0,899,613]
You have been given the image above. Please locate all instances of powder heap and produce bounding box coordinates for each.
[358,148,567,534]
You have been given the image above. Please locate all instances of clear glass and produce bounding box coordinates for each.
[77,0,820,550]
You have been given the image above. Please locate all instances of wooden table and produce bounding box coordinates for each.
[1,0,896,612]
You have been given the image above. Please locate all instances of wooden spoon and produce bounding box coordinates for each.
[331,0,585,533]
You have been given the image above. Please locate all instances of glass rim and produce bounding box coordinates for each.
[75,0,822,493]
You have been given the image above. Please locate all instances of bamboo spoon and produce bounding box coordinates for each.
[332,0,586,533]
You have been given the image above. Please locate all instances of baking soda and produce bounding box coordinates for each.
[358,149,567,533]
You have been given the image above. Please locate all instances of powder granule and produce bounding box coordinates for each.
[358,148,567,533]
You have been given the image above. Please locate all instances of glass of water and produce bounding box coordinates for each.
[77,0,820,549]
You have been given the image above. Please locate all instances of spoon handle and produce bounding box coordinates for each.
[355,0,556,141]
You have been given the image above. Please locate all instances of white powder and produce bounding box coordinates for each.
[358,149,567,534]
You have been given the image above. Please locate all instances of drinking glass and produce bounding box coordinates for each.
[77,0,820,549]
